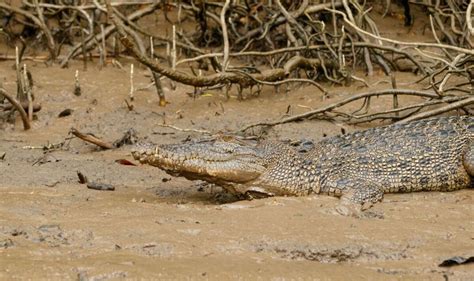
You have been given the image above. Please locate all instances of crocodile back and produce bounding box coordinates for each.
[311,116,474,192]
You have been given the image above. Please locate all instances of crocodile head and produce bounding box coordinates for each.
[132,140,300,195]
[132,141,308,196]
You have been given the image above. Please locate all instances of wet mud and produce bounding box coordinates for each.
[1,7,473,280]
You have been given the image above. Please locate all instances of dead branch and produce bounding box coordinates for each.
[158,124,212,135]
[151,71,167,107]
[398,95,474,124]
[220,0,231,70]
[239,89,441,132]
[0,102,41,113]
[70,128,114,149]
[468,1,474,36]
[349,95,468,124]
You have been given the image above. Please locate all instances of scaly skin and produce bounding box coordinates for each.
[132,116,474,209]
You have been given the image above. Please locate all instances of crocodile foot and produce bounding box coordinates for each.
[334,201,384,219]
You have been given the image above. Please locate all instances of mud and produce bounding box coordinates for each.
[1,7,473,281]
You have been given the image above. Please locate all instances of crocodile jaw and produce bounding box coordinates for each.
[132,142,268,185]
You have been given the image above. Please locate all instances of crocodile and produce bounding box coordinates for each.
[132,116,473,213]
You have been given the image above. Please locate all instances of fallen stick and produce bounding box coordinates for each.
[70,128,114,149]
[157,124,212,135]
[1,102,41,112]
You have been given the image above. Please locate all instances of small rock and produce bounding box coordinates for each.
[87,182,115,191]
[77,171,88,184]
[58,108,73,117]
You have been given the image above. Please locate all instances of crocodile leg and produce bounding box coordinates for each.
[322,176,384,216]
[462,142,474,177]
[244,187,275,199]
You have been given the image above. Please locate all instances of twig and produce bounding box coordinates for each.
[15,46,24,102]
[101,24,107,67]
[0,55,48,62]
[60,3,158,67]
[228,69,327,94]
[24,64,33,121]
[80,29,88,71]
[151,70,167,106]
[220,0,231,70]
[391,73,398,117]
[70,128,114,149]
[468,1,474,36]
[398,96,474,124]
[158,124,211,135]
[275,0,308,45]
[329,8,474,56]
[74,70,81,96]
[149,36,154,58]
[0,102,41,113]
[171,25,177,90]
[176,43,425,75]
[348,96,467,123]
[239,89,440,132]
[129,64,134,101]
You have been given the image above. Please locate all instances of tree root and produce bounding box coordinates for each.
[0,88,31,130]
